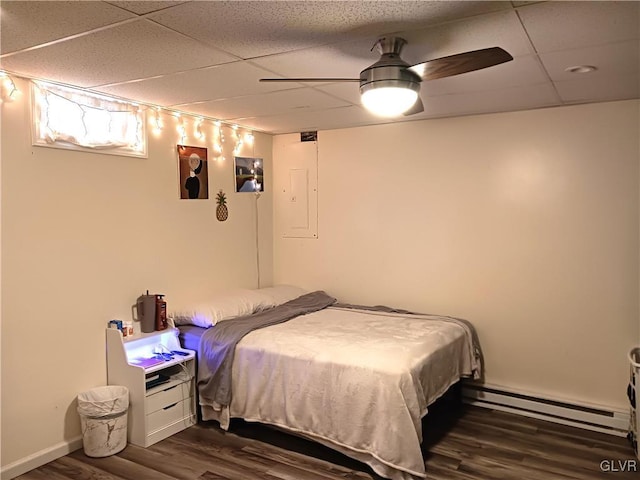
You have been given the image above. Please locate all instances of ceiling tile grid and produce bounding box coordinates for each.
[96,61,296,106]
[145,0,512,60]
[104,1,191,16]
[0,0,136,55]
[539,40,640,81]
[516,1,640,53]
[173,87,351,121]
[1,18,240,87]
[554,72,640,104]
[0,0,638,134]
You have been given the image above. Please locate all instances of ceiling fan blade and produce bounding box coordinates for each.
[260,78,360,83]
[403,97,424,116]
[408,47,513,81]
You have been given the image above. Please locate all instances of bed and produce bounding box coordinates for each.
[172,287,481,480]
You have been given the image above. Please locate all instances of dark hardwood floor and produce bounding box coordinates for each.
[16,401,638,480]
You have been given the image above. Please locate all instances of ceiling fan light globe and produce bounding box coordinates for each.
[361,86,419,117]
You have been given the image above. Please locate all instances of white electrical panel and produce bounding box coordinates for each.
[275,137,318,239]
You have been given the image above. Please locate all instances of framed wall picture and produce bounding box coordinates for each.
[234,156,263,193]
[177,145,208,199]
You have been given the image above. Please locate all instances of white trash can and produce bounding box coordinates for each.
[77,385,129,457]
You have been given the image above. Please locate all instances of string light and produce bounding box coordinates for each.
[5,73,258,157]
[147,109,253,151]
[220,123,226,144]
[231,124,243,155]
[176,115,187,143]
[0,72,18,102]
[194,118,204,140]
[253,158,262,192]
[33,81,143,153]
[234,138,244,155]
[36,84,54,141]
[151,108,163,134]
[212,121,223,158]
[132,105,143,151]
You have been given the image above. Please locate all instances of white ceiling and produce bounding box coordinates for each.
[1,1,638,135]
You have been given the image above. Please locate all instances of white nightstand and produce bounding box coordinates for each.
[106,327,196,447]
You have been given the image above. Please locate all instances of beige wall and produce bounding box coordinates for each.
[0,77,273,468]
[2,75,637,473]
[273,100,639,411]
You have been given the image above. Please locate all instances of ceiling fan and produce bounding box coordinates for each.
[260,37,513,117]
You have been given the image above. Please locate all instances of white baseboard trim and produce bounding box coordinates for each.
[0,436,83,480]
[462,383,629,437]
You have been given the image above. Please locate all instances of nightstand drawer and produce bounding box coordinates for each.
[146,381,191,413]
[146,399,193,433]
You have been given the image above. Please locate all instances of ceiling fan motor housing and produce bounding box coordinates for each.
[359,37,422,96]
[359,62,422,96]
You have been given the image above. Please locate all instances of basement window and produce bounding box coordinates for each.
[31,81,146,157]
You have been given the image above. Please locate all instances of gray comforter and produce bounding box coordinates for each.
[334,302,484,381]
[197,290,336,407]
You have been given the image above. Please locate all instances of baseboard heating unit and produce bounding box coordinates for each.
[462,384,629,437]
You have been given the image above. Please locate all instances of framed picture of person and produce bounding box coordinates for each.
[234,156,263,193]
[177,145,208,199]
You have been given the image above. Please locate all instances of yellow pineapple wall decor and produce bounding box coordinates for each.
[216,189,228,221]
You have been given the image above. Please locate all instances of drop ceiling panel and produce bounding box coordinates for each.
[97,61,293,106]
[147,1,511,59]
[517,1,640,53]
[0,0,135,55]
[0,19,238,87]
[236,105,381,134]
[315,83,362,105]
[418,83,561,118]
[396,10,535,64]
[249,37,377,81]
[554,73,640,104]
[175,88,351,120]
[539,40,640,81]
[251,10,532,89]
[147,0,360,59]
[2,1,638,134]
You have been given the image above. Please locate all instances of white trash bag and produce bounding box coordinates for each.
[77,385,129,457]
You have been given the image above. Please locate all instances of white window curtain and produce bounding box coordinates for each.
[32,81,146,157]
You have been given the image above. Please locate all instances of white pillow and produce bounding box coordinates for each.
[257,285,307,306]
[170,288,275,328]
